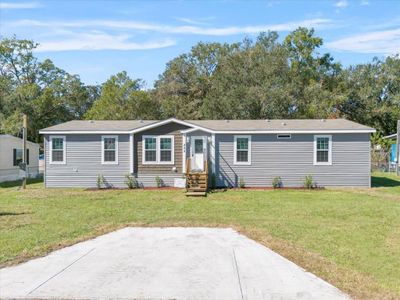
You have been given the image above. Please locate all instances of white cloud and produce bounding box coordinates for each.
[0,1,41,9]
[334,0,349,8]
[326,28,400,54]
[35,32,176,52]
[175,17,213,26]
[360,0,369,5]
[10,18,332,36]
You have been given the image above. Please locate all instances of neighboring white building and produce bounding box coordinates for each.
[0,135,40,182]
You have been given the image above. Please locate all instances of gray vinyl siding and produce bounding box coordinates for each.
[44,131,371,188]
[215,133,371,188]
[44,134,130,188]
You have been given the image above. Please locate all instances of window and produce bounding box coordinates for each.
[160,137,172,162]
[50,136,66,164]
[144,137,157,162]
[13,149,29,166]
[234,135,251,165]
[13,149,23,166]
[143,135,174,164]
[277,134,291,139]
[102,136,118,164]
[314,135,332,165]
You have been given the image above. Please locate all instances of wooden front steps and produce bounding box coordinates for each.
[185,158,208,197]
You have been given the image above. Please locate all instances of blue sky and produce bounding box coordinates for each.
[1,0,399,87]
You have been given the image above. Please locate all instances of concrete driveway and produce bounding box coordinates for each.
[0,227,349,300]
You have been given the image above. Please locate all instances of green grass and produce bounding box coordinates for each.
[1,173,400,299]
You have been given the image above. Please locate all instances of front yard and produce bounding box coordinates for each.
[1,173,399,299]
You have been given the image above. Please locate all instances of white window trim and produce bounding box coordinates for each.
[234,135,251,165]
[142,135,175,165]
[101,135,119,165]
[277,134,291,139]
[313,135,332,166]
[49,135,66,165]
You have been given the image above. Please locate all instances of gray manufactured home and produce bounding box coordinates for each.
[39,118,375,188]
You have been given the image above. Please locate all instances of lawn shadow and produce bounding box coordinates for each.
[0,212,29,217]
[0,177,43,188]
[372,175,400,187]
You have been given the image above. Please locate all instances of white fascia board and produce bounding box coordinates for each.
[180,127,214,134]
[131,118,214,134]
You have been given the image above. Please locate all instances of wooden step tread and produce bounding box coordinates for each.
[187,188,207,192]
[186,191,207,197]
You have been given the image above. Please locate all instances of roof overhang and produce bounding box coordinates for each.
[39,118,376,135]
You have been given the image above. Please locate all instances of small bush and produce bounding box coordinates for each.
[155,176,162,188]
[272,176,282,188]
[239,177,245,188]
[125,174,138,189]
[303,175,314,189]
[96,174,105,189]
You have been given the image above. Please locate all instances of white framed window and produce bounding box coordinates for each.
[50,136,66,164]
[234,135,251,165]
[102,135,118,164]
[159,137,173,163]
[143,136,157,163]
[314,135,332,165]
[277,134,291,139]
[142,135,174,164]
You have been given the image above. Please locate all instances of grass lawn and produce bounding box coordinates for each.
[1,173,400,299]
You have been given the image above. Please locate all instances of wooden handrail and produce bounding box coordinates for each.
[186,157,190,175]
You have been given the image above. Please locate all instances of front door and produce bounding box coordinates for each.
[191,137,206,171]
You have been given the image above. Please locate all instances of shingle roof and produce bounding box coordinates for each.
[187,119,374,131]
[40,120,157,132]
[0,134,39,145]
[40,118,375,133]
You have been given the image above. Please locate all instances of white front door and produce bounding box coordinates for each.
[191,137,206,171]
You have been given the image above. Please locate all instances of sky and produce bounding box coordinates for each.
[1,0,400,87]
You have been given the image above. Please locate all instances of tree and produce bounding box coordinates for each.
[202,32,293,119]
[340,56,400,135]
[0,37,97,142]
[85,71,159,120]
[0,36,38,85]
[153,42,236,119]
[284,27,344,118]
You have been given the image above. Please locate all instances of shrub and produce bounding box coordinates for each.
[125,174,138,189]
[155,176,162,188]
[239,177,245,188]
[303,175,314,189]
[272,176,282,188]
[96,174,105,189]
